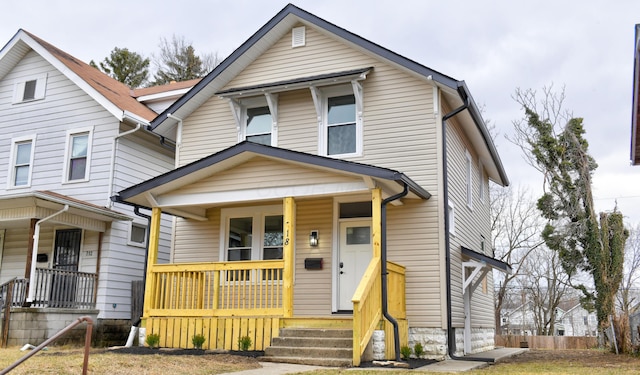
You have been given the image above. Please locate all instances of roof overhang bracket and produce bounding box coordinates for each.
[462,260,489,291]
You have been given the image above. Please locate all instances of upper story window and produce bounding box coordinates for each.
[228,95,278,146]
[313,84,363,157]
[12,74,47,104]
[8,135,36,188]
[246,106,273,145]
[63,127,93,183]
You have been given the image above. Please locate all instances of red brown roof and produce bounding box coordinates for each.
[132,78,200,98]
[24,31,158,122]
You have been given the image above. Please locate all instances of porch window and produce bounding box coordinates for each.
[224,209,283,281]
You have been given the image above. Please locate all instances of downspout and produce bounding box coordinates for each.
[441,89,493,362]
[132,207,152,327]
[166,113,183,169]
[27,204,69,303]
[381,182,409,362]
[124,206,151,347]
[107,123,142,207]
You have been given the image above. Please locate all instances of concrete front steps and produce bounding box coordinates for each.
[261,328,353,367]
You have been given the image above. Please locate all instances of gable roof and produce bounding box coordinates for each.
[632,24,640,165]
[148,3,508,187]
[0,29,157,123]
[113,141,430,218]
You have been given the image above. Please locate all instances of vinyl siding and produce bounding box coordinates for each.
[173,208,220,263]
[0,49,174,320]
[445,115,494,328]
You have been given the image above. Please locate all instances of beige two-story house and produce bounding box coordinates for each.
[114,4,510,365]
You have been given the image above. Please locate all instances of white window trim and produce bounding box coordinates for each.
[62,126,94,184]
[219,205,283,261]
[448,200,456,236]
[12,73,47,104]
[311,82,363,158]
[127,222,148,248]
[7,134,36,189]
[465,150,473,209]
[228,94,278,146]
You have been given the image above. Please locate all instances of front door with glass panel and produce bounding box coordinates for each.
[338,220,372,311]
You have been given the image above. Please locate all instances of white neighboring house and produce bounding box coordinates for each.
[500,299,597,337]
[0,30,190,346]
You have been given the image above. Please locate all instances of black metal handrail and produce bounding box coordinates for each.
[0,316,93,375]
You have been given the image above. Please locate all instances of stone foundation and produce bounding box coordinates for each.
[93,319,133,347]
[405,327,496,360]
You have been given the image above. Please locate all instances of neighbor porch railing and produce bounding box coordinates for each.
[0,278,28,311]
[146,260,285,317]
[31,268,97,309]
[351,258,406,366]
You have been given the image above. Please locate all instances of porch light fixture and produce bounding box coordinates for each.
[309,230,319,247]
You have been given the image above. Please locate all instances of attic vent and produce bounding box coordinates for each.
[292,26,306,47]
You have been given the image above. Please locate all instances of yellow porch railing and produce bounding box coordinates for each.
[146,260,284,317]
[352,257,382,366]
[351,258,407,366]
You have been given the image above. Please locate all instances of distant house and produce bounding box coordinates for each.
[500,298,597,337]
[113,4,510,365]
[0,30,192,346]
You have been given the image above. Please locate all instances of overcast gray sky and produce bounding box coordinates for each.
[3,0,640,225]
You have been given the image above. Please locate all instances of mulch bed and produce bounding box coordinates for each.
[105,346,264,358]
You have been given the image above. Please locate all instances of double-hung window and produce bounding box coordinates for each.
[8,136,35,188]
[223,206,283,280]
[64,128,93,182]
[245,106,273,145]
[314,84,363,157]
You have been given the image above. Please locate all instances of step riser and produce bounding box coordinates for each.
[265,346,352,359]
[259,356,352,367]
[278,328,352,339]
[271,337,352,348]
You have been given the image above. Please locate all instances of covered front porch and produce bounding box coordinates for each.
[115,142,431,365]
[0,191,129,346]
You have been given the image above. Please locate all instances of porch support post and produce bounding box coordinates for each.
[283,197,296,318]
[24,219,38,282]
[371,188,382,258]
[142,207,162,319]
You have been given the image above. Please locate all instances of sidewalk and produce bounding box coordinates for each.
[222,347,528,374]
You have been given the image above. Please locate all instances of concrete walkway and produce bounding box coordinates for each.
[222,348,528,374]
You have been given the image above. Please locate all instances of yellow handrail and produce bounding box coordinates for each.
[351,257,382,367]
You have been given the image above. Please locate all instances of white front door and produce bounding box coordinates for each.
[338,220,372,311]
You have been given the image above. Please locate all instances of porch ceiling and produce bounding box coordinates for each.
[114,142,431,219]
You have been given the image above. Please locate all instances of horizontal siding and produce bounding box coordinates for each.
[293,199,333,316]
[173,208,220,263]
[174,157,361,196]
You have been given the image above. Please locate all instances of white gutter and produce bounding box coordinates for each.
[107,120,143,207]
[27,204,69,303]
[167,113,183,168]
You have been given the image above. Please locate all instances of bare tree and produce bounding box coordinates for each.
[152,35,219,85]
[492,184,545,332]
[521,247,571,335]
[618,224,640,315]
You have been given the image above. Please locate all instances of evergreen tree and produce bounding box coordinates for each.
[513,87,628,337]
[90,47,150,88]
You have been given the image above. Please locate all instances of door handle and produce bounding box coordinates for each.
[339,262,344,274]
